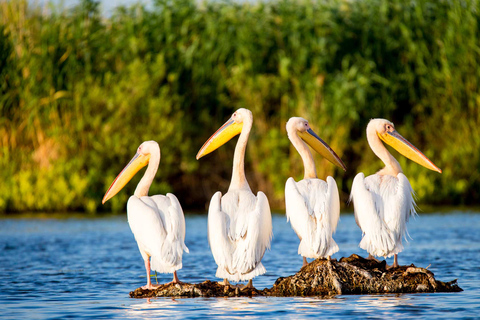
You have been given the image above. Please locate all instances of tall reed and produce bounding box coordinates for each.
[1,0,479,213]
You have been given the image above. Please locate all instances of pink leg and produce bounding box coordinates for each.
[173,271,179,283]
[240,279,254,291]
[367,254,380,262]
[142,258,153,290]
[302,257,308,267]
[392,254,399,268]
[165,271,184,285]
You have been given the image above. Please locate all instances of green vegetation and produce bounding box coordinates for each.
[1,0,479,213]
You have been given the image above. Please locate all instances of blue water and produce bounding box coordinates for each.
[1,211,479,319]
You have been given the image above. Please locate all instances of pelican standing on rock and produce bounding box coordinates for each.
[196,108,273,289]
[350,119,442,267]
[103,141,189,289]
[285,117,346,266]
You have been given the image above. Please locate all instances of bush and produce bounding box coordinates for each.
[0,0,479,213]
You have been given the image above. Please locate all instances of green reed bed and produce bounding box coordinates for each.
[1,0,479,213]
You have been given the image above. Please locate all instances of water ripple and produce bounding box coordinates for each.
[0,212,478,319]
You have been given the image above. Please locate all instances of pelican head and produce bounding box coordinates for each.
[196,108,252,160]
[102,141,159,204]
[287,117,346,171]
[367,118,442,173]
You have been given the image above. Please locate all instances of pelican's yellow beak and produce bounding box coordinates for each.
[298,128,347,171]
[102,152,151,204]
[378,130,442,173]
[196,118,243,160]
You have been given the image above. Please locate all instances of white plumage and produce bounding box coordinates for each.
[197,108,273,286]
[286,177,340,258]
[127,193,189,273]
[208,189,272,281]
[350,172,416,258]
[349,119,441,267]
[284,117,346,264]
[103,141,189,288]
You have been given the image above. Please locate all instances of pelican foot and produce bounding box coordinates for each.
[302,257,309,267]
[239,280,254,291]
[219,279,232,287]
[165,280,185,286]
[141,284,160,290]
[366,254,380,263]
[387,262,399,269]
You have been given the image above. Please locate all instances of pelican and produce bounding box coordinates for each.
[196,108,273,289]
[102,141,189,289]
[350,119,442,267]
[285,117,346,266]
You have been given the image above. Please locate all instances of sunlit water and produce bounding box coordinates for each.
[1,211,479,319]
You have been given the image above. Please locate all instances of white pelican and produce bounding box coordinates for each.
[350,119,442,267]
[285,117,346,266]
[102,141,189,289]
[196,108,273,289]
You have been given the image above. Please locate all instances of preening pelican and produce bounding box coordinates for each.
[349,119,442,267]
[196,108,273,288]
[102,141,189,289]
[285,117,346,266]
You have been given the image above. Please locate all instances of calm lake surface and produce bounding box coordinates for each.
[1,211,479,319]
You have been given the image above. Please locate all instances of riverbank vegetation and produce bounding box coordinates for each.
[1,0,479,213]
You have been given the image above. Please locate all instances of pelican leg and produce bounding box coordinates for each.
[367,254,380,262]
[142,258,153,290]
[240,279,254,291]
[141,258,160,289]
[392,254,399,268]
[173,271,180,283]
[302,257,308,267]
[219,278,232,287]
[165,270,184,285]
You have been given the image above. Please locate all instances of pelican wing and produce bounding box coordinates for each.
[285,177,311,242]
[207,191,234,270]
[326,176,341,233]
[380,173,417,252]
[286,177,339,258]
[232,191,272,275]
[350,173,395,257]
[127,195,167,258]
[128,194,188,273]
[165,193,189,253]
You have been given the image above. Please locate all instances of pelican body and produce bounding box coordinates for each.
[285,117,346,266]
[103,141,189,289]
[349,119,441,267]
[196,108,273,287]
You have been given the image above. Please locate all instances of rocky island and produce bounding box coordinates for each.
[130,254,462,298]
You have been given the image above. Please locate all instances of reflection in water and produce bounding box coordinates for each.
[0,213,479,319]
[123,295,421,319]
[354,294,412,310]
[125,297,186,318]
[208,297,276,318]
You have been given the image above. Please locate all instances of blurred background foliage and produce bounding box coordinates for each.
[0,0,479,214]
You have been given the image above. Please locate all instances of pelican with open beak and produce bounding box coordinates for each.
[103,141,189,289]
[197,108,272,289]
[349,119,441,268]
[285,117,346,266]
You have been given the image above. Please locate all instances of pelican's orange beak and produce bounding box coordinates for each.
[196,118,243,160]
[378,130,442,173]
[102,152,151,204]
[298,128,346,171]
